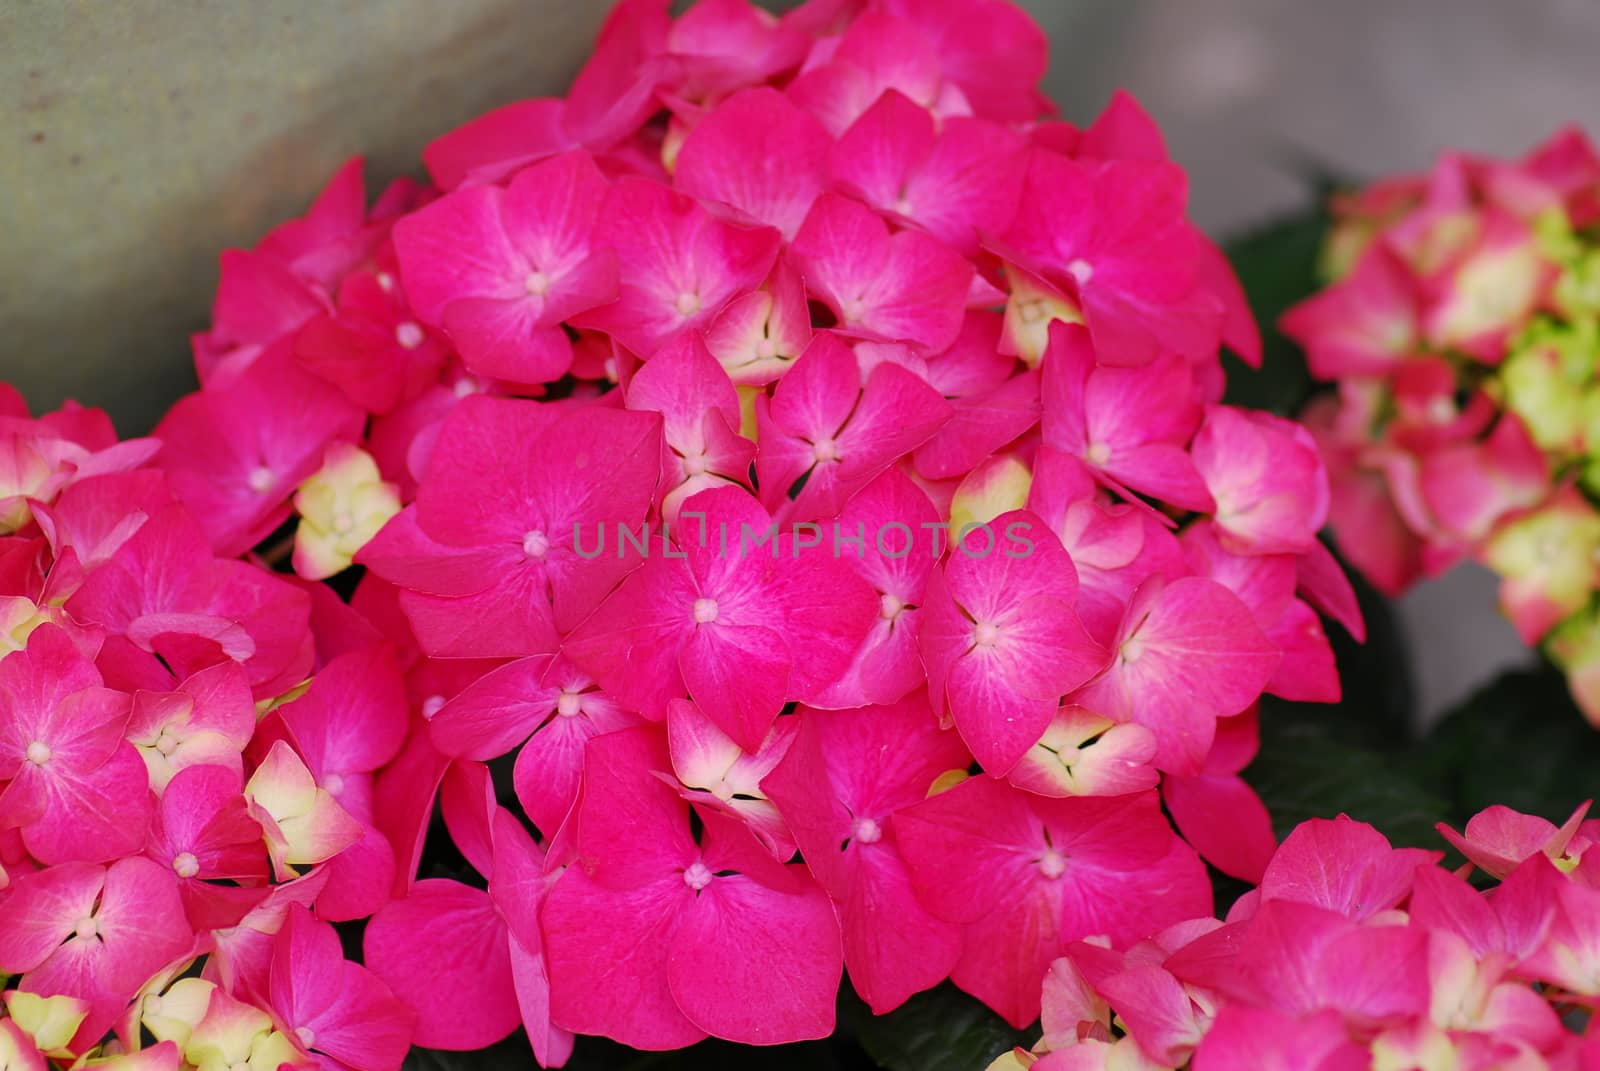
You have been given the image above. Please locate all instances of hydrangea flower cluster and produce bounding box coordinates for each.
[2,0,1387,1065]
[1282,127,1600,724]
[988,802,1600,1071]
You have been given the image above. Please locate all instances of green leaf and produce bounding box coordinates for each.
[1413,666,1600,828]
[1259,547,1417,752]
[1220,208,1328,417]
[839,982,1036,1071]
[403,1038,532,1071]
[1245,717,1448,850]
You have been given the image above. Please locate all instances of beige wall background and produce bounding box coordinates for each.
[7,0,1599,716]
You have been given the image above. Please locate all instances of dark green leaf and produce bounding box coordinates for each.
[1258,545,1417,752]
[1413,666,1600,829]
[1220,209,1328,416]
[1245,717,1447,850]
[840,982,1036,1071]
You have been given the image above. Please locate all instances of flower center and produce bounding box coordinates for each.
[851,816,883,844]
[755,337,777,359]
[683,861,714,890]
[323,773,346,796]
[812,438,841,463]
[842,298,867,322]
[1067,259,1094,285]
[1085,441,1112,465]
[879,593,904,620]
[525,271,550,296]
[556,691,582,718]
[155,732,179,756]
[395,322,424,349]
[522,529,550,558]
[332,511,356,534]
[973,621,1001,648]
[692,597,719,625]
[675,290,702,317]
[1018,299,1047,324]
[683,453,708,477]
[893,196,914,217]
[421,695,445,720]
[452,377,479,398]
[73,915,99,940]
[376,271,396,292]
[173,851,200,878]
[25,740,51,765]
[1120,636,1146,664]
[295,1026,316,1050]
[1038,847,1066,879]
[710,780,735,802]
[247,466,275,494]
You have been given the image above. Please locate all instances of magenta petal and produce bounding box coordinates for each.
[680,620,791,753]
[571,727,697,888]
[1259,816,1441,921]
[272,906,414,1071]
[564,557,698,721]
[509,933,575,1069]
[86,855,193,999]
[392,185,524,324]
[947,883,1060,1029]
[430,655,556,760]
[306,962,416,1071]
[18,741,152,865]
[315,820,397,922]
[543,868,705,1050]
[893,776,1045,925]
[1193,1006,1366,1071]
[0,862,102,974]
[944,655,1060,775]
[1162,772,1276,884]
[1264,599,1341,703]
[442,298,574,384]
[365,879,520,1051]
[675,87,830,238]
[667,872,842,1043]
[372,719,450,898]
[512,712,605,838]
[842,846,964,1014]
[1075,576,1279,775]
[1097,965,1203,1066]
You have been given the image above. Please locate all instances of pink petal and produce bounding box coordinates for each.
[789,193,972,352]
[1259,816,1441,921]
[543,868,705,1050]
[1075,577,1279,775]
[364,879,519,1051]
[667,870,842,1043]
[675,87,830,238]
[0,862,103,975]
[1162,772,1276,884]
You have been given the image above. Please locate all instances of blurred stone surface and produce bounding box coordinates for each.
[7,0,1590,717]
[2,1,610,433]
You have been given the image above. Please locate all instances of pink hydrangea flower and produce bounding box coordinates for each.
[762,696,970,1013]
[920,512,1107,774]
[897,777,1210,1028]
[394,151,618,385]
[564,486,876,750]
[0,625,150,864]
[542,727,842,1047]
[0,1,1371,1061]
